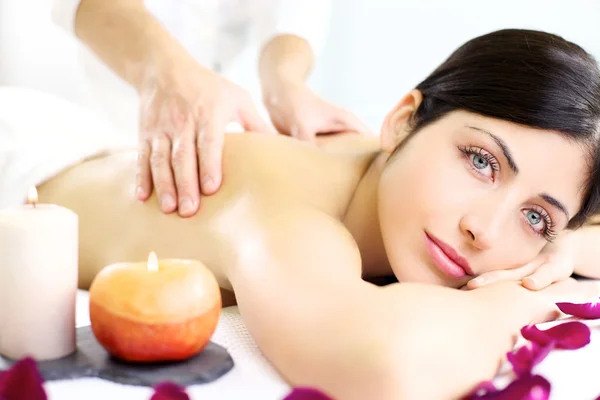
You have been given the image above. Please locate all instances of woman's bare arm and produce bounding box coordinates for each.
[224,207,562,400]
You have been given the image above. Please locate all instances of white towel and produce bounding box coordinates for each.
[0,86,132,210]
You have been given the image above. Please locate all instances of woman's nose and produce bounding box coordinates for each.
[459,189,518,250]
[459,214,495,250]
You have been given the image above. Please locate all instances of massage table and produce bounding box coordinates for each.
[0,290,590,400]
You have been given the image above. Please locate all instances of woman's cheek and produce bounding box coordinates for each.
[427,157,470,194]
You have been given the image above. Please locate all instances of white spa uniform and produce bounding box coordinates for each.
[51,0,332,137]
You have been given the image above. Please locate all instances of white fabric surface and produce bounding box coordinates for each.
[51,0,332,135]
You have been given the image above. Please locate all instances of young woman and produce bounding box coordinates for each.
[22,29,600,398]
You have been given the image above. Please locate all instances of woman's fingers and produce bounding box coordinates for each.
[522,260,573,291]
[467,261,540,289]
[150,134,177,213]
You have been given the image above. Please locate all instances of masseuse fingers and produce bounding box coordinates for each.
[334,109,373,136]
[466,260,540,289]
[197,112,225,196]
[290,122,315,142]
[136,139,153,201]
[150,134,177,213]
[238,97,273,134]
[171,116,200,217]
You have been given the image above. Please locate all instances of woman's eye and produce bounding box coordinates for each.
[522,208,556,242]
[468,153,493,179]
[458,145,499,181]
[471,154,489,170]
[525,210,543,228]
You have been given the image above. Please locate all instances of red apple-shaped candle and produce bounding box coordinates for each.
[89,252,222,362]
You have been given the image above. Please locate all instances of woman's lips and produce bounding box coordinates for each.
[424,232,474,279]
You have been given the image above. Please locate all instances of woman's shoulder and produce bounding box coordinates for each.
[220,133,378,218]
[223,131,381,154]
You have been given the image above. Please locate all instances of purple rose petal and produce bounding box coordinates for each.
[506,342,555,377]
[521,321,590,349]
[556,299,600,319]
[150,382,190,400]
[0,357,47,400]
[462,381,497,399]
[464,374,550,400]
[283,387,333,400]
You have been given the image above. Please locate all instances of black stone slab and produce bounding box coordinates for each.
[0,326,234,387]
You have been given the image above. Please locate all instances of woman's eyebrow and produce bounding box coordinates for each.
[540,193,570,221]
[466,125,519,174]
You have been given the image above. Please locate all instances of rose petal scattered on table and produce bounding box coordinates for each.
[507,342,554,377]
[521,321,590,349]
[283,387,333,400]
[150,382,190,400]
[0,357,47,400]
[556,299,600,319]
[462,381,497,399]
[463,374,550,400]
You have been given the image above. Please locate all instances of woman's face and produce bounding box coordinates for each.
[378,96,589,288]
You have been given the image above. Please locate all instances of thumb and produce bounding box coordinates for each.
[238,100,275,134]
[290,122,316,143]
[333,110,373,136]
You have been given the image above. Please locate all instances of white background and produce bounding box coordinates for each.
[0,0,599,132]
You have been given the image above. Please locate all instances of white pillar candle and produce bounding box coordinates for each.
[0,187,78,361]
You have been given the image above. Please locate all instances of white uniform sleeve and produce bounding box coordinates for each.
[51,0,83,34]
[264,0,333,56]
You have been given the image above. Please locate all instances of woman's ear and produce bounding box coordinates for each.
[380,90,423,153]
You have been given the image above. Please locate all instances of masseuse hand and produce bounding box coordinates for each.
[263,80,372,141]
[466,233,576,291]
[136,62,272,217]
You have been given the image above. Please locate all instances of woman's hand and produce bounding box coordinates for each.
[263,80,372,141]
[527,277,600,324]
[466,233,576,291]
[537,277,600,304]
[136,59,272,217]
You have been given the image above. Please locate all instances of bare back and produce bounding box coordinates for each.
[37,133,379,297]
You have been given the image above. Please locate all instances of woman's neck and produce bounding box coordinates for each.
[342,152,393,278]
